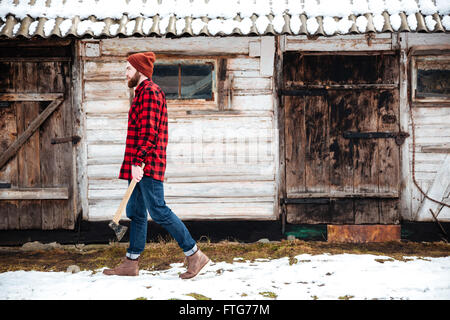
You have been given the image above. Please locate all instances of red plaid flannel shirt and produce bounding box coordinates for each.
[119,79,168,182]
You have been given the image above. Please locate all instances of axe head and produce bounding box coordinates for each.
[108,221,128,241]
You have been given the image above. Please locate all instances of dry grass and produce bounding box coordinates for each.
[0,239,449,273]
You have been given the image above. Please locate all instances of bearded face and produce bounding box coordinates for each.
[127,70,141,88]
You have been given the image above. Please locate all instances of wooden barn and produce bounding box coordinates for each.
[0,0,449,242]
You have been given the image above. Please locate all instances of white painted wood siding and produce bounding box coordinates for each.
[81,37,277,221]
[409,107,450,221]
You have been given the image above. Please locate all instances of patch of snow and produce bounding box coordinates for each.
[407,13,418,31]
[323,16,337,35]
[390,12,402,31]
[175,17,186,35]
[28,20,38,35]
[419,0,438,16]
[272,14,286,33]
[142,18,153,34]
[368,0,386,15]
[255,15,270,34]
[43,18,56,37]
[402,0,419,15]
[306,16,319,34]
[337,17,354,34]
[239,17,253,35]
[1,254,449,300]
[373,13,385,31]
[191,18,206,35]
[126,20,136,36]
[356,15,368,32]
[290,14,302,34]
[352,0,370,15]
[60,19,73,36]
[442,15,450,30]
[386,0,402,15]
[425,14,437,31]
[12,21,20,35]
[436,0,450,15]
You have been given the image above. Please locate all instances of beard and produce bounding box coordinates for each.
[127,71,141,88]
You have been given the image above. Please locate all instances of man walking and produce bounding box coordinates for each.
[103,52,210,279]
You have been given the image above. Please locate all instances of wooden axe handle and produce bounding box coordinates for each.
[112,163,145,224]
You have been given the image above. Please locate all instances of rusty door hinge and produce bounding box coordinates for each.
[51,135,81,145]
[343,131,410,146]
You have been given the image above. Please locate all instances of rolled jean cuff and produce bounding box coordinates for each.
[126,252,141,260]
[184,244,198,257]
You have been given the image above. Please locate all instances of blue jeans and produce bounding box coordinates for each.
[126,176,197,257]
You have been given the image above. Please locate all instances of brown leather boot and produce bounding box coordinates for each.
[179,249,210,280]
[103,257,139,276]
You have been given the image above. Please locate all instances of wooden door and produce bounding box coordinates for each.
[0,58,75,230]
[282,53,402,224]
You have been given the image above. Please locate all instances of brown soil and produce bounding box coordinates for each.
[0,239,449,273]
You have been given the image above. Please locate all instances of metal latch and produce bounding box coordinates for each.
[51,135,81,145]
[343,131,410,146]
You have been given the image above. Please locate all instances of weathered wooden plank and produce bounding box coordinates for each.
[329,91,355,193]
[286,192,398,198]
[227,57,260,71]
[88,199,275,221]
[88,181,275,199]
[99,37,251,56]
[83,99,129,114]
[0,93,63,101]
[260,36,275,77]
[87,141,274,163]
[0,188,69,200]
[16,62,41,229]
[378,89,401,224]
[0,97,64,171]
[0,103,17,186]
[84,80,129,101]
[421,145,450,153]
[304,95,329,193]
[405,33,450,48]
[88,161,274,179]
[284,96,306,194]
[232,77,272,92]
[86,124,274,144]
[86,114,274,130]
[0,62,19,229]
[231,94,274,111]
[353,91,379,224]
[327,225,401,243]
[38,61,74,230]
[416,154,450,221]
[286,34,392,52]
[83,61,126,80]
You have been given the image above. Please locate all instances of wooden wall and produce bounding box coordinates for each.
[399,33,450,222]
[79,37,278,221]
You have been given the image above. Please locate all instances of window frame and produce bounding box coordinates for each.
[410,52,450,107]
[152,57,218,110]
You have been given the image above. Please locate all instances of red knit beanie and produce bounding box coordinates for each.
[127,52,156,79]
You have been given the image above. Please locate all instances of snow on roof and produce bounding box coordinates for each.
[0,0,449,39]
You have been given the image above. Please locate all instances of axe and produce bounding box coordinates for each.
[108,163,145,241]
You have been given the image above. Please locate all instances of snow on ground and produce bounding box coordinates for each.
[1,253,449,300]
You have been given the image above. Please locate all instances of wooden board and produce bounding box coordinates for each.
[327,224,401,243]
[81,50,279,222]
[0,59,75,230]
[283,53,401,224]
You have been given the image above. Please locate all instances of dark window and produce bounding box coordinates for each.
[413,56,450,102]
[153,62,214,100]
[417,69,450,98]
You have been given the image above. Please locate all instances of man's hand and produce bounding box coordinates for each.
[131,164,144,182]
